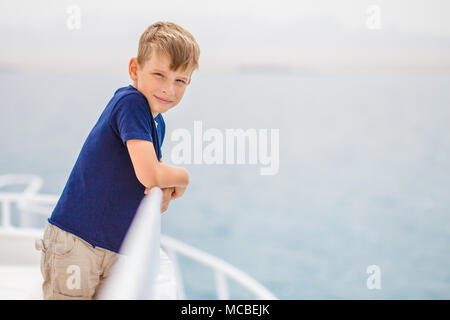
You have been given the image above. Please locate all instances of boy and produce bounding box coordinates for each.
[36,21,200,299]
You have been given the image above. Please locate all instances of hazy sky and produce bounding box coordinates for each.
[1,0,450,73]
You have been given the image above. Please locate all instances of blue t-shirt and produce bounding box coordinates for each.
[49,85,165,253]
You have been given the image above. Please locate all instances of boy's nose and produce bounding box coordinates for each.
[162,84,175,96]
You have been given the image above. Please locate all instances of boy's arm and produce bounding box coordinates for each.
[156,158,187,199]
[126,139,189,189]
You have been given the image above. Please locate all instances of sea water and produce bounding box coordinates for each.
[1,70,450,299]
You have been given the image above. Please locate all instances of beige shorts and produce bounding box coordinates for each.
[36,223,119,300]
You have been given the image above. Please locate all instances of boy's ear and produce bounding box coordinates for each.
[129,57,138,81]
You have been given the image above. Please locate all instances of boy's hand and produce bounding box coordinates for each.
[172,186,186,199]
[142,159,186,213]
[161,186,175,213]
[144,186,176,214]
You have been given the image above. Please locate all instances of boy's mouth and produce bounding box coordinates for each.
[154,95,173,104]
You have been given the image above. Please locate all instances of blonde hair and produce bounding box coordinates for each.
[137,21,200,73]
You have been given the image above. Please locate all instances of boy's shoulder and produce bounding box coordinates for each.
[107,85,150,118]
[113,85,147,104]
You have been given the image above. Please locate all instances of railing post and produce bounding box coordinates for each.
[165,247,186,300]
[1,199,11,228]
[215,270,229,300]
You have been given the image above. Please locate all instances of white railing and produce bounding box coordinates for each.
[0,174,277,300]
[160,235,277,300]
[99,187,164,299]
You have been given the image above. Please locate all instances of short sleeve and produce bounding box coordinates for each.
[109,94,153,147]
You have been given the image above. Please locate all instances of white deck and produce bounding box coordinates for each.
[0,265,42,299]
[0,227,178,300]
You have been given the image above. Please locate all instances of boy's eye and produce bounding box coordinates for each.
[153,72,186,84]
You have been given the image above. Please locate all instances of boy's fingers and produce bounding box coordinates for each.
[163,190,172,201]
[161,202,169,213]
[164,188,175,200]
[171,189,179,199]
[145,188,176,205]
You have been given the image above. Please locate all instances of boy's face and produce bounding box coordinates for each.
[129,52,192,117]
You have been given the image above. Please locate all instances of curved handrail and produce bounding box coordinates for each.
[0,174,278,299]
[160,236,278,300]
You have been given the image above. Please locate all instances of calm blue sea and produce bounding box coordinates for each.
[1,70,450,299]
